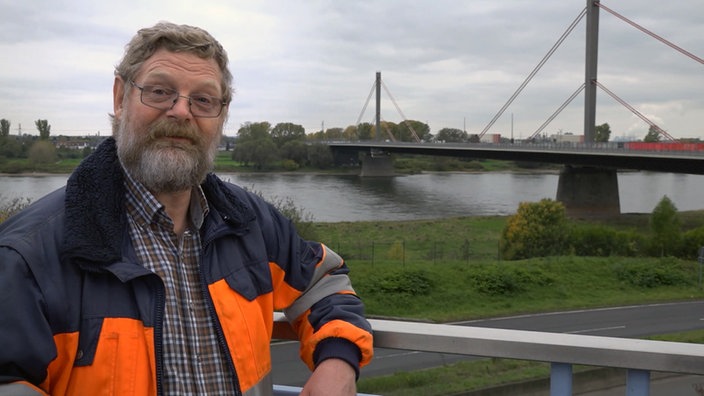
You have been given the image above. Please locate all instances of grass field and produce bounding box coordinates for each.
[307,214,704,395]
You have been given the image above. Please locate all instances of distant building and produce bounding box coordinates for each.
[549,133,584,144]
[480,133,501,144]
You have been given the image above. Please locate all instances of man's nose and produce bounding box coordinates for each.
[167,95,192,119]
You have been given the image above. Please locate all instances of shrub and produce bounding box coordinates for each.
[570,225,646,257]
[368,269,434,296]
[0,196,31,223]
[680,227,704,260]
[614,259,690,288]
[281,159,300,171]
[470,265,553,296]
[500,199,570,260]
[649,195,682,256]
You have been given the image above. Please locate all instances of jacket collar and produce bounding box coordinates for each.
[63,137,255,267]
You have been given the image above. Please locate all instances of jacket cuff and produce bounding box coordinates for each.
[313,337,363,379]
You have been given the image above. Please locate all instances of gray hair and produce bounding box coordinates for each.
[114,21,233,104]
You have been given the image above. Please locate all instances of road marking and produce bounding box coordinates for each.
[450,301,704,326]
[567,325,626,334]
[375,351,422,359]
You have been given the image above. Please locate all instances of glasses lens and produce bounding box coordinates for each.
[135,83,223,117]
[191,94,221,117]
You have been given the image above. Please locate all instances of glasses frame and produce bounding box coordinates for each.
[129,80,227,118]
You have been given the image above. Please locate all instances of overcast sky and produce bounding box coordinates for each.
[1,0,702,140]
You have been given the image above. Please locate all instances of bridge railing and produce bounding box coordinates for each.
[272,313,704,396]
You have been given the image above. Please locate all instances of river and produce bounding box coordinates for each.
[1,172,702,222]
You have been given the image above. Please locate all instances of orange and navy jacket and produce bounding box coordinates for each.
[0,138,373,396]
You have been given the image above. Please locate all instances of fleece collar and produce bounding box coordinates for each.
[63,137,255,267]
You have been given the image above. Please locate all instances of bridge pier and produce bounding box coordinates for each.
[360,151,395,177]
[556,166,620,217]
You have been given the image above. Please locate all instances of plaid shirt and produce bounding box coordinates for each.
[124,171,236,394]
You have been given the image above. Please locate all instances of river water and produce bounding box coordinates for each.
[1,172,702,222]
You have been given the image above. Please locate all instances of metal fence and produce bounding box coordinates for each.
[272,312,704,396]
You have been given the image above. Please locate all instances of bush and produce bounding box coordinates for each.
[367,269,434,296]
[0,196,31,223]
[500,199,570,260]
[614,259,691,288]
[470,265,553,296]
[680,227,704,260]
[281,159,300,171]
[649,195,682,256]
[570,225,645,257]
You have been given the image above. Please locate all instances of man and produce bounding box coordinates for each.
[0,22,373,395]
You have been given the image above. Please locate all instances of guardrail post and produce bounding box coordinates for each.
[626,369,650,396]
[550,362,572,396]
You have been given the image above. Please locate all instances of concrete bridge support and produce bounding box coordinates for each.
[556,166,620,217]
[360,152,395,177]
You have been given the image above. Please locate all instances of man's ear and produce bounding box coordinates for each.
[113,77,125,118]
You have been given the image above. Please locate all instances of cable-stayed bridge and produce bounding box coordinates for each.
[329,0,703,217]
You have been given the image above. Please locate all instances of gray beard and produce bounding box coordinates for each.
[116,117,218,193]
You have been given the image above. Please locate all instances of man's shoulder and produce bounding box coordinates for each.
[0,188,66,253]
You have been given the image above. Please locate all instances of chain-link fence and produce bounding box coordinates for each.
[325,239,499,265]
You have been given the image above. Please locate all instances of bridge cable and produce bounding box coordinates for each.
[594,80,677,141]
[380,80,422,142]
[355,80,377,126]
[379,116,398,142]
[478,7,587,138]
[597,3,704,65]
[528,83,586,140]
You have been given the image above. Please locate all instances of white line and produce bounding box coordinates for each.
[450,300,704,325]
[567,325,626,334]
[375,351,422,359]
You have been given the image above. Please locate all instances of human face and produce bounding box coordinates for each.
[113,48,228,193]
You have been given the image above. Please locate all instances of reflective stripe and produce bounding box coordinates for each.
[0,383,47,396]
[284,246,354,321]
[284,274,354,320]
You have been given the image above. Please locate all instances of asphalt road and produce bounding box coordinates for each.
[270,300,704,387]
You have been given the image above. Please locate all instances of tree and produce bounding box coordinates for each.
[594,123,611,143]
[500,199,570,260]
[644,125,661,143]
[271,122,305,148]
[28,140,57,165]
[435,128,468,143]
[307,143,333,169]
[35,119,51,140]
[357,123,374,140]
[280,140,308,166]
[232,122,276,166]
[324,127,344,141]
[398,120,431,142]
[0,119,10,137]
[649,195,681,256]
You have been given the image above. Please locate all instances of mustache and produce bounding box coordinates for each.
[146,120,203,145]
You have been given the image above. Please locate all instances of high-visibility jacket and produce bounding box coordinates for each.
[0,137,373,395]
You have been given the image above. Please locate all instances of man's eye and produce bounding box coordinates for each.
[149,87,172,96]
[193,95,214,105]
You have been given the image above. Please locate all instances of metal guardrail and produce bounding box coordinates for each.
[272,313,704,396]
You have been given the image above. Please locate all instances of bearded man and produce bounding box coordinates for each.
[0,22,373,396]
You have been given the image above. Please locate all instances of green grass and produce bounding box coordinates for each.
[308,213,704,395]
[348,256,702,322]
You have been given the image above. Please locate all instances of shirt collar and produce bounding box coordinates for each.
[123,167,209,231]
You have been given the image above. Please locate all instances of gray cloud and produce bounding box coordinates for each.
[0,0,701,140]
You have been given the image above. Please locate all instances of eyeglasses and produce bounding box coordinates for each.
[129,81,227,118]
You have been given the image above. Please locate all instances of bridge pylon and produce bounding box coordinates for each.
[556,166,619,217]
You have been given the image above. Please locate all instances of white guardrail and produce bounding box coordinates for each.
[272,312,704,396]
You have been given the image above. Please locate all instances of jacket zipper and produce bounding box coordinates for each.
[153,274,167,396]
